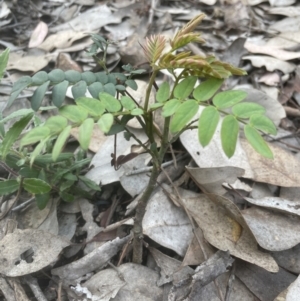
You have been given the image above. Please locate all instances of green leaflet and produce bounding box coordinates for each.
[99,92,121,112]
[23,178,51,194]
[120,96,136,110]
[193,78,224,101]
[52,125,72,161]
[213,90,247,109]
[72,80,87,99]
[98,113,114,133]
[31,71,48,85]
[65,70,81,83]
[221,115,239,158]
[75,97,106,117]
[249,114,277,135]
[156,82,170,103]
[232,102,266,119]
[52,80,69,107]
[59,105,88,123]
[198,106,219,147]
[79,118,94,150]
[162,98,181,117]
[174,76,197,100]
[48,69,65,83]
[31,80,50,111]
[131,108,144,116]
[244,125,273,159]
[125,79,138,90]
[88,82,104,99]
[170,99,198,133]
[21,126,51,147]
[0,179,19,196]
[81,71,97,85]
[1,113,34,159]
[0,48,9,79]
[45,115,68,134]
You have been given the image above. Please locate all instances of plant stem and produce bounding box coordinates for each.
[132,161,160,263]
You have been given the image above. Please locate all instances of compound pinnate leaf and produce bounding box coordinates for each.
[1,113,34,159]
[250,114,277,135]
[45,115,68,134]
[221,115,239,158]
[232,102,266,119]
[72,80,87,99]
[52,125,72,161]
[193,78,224,101]
[0,48,9,79]
[31,71,48,85]
[75,97,105,117]
[31,80,50,111]
[65,70,81,83]
[156,82,170,103]
[174,76,197,100]
[88,82,104,99]
[0,180,19,196]
[213,90,247,109]
[99,92,121,112]
[244,124,273,159]
[48,69,65,83]
[150,103,164,110]
[120,96,136,110]
[198,106,220,147]
[98,113,113,133]
[162,98,181,117]
[23,178,51,194]
[81,71,96,85]
[79,118,94,150]
[59,105,88,123]
[170,99,198,133]
[21,126,50,147]
[52,80,69,107]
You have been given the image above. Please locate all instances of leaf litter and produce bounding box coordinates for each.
[2,0,300,300]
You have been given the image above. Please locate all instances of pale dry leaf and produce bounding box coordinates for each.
[51,5,121,33]
[245,196,300,217]
[258,72,280,86]
[176,187,279,272]
[269,0,296,6]
[82,263,163,301]
[286,275,300,301]
[244,41,300,60]
[85,128,149,186]
[268,6,300,17]
[143,187,193,256]
[0,1,10,19]
[7,52,53,72]
[186,166,245,195]
[199,0,217,5]
[51,235,131,281]
[38,31,89,52]
[266,31,300,50]
[242,55,296,73]
[0,229,70,277]
[242,206,300,251]
[241,139,300,187]
[268,16,300,33]
[149,247,194,286]
[28,21,48,48]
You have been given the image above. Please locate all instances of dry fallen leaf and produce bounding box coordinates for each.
[28,21,48,48]
[0,229,70,277]
[243,55,296,73]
